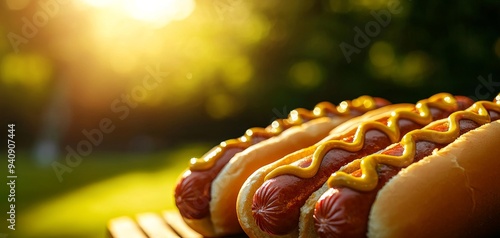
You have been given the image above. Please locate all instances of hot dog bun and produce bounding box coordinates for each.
[239,93,475,237]
[237,103,415,238]
[177,96,390,236]
[310,96,500,238]
[195,116,349,235]
[369,120,500,238]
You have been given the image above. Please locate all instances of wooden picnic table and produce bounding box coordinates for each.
[107,211,247,238]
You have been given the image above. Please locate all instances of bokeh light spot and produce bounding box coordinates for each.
[1,53,52,89]
[241,15,271,44]
[170,73,201,105]
[223,56,253,90]
[205,93,238,119]
[396,51,430,86]
[289,61,323,89]
[369,41,395,68]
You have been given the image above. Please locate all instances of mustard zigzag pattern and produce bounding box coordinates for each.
[190,96,378,171]
[264,93,460,181]
[328,97,500,192]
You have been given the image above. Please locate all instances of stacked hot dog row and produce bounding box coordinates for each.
[174,93,500,238]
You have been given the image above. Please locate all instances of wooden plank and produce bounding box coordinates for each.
[136,212,180,238]
[108,216,147,238]
[163,211,203,238]
[108,211,249,237]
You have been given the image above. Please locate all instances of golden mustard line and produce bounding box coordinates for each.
[189,96,378,171]
[328,99,500,192]
[264,93,458,181]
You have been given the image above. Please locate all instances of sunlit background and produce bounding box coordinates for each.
[1,0,499,237]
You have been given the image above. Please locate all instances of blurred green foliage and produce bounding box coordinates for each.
[1,0,499,150]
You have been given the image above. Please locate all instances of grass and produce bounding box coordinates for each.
[1,143,211,238]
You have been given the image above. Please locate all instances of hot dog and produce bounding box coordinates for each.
[174,96,390,236]
[312,95,500,238]
[237,93,473,237]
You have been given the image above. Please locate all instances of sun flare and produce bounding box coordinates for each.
[81,0,195,28]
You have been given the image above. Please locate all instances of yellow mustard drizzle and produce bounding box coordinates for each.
[264,93,458,181]
[189,96,379,171]
[327,97,500,192]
